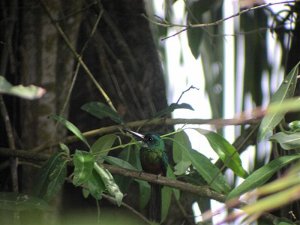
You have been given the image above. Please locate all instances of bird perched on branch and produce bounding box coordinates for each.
[124,129,168,221]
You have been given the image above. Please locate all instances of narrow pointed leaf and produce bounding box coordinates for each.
[161,185,172,223]
[154,103,194,118]
[173,130,192,163]
[169,135,230,193]
[270,132,300,150]
[103,155,138,171]
[50,115,90,148]
[73,150,95,186]
[81,102,123,124]
[259,62,300,140]
[34,152,67,201]
[186,1,218,58]
[161,166,174,223]
[136,180,151,209]
[241,185,300,218]
[91,134,117,158]
[190,150,231,193]
[59,142,70,156]
[196,129,248,178]
[45,160,67,201]
[227,155,300,199]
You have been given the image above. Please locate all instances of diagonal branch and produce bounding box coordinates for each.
[39,0,117,112]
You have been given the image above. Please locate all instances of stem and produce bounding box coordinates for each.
[0,147,225,201]
[32,117,260,153]
[40,0,116,112]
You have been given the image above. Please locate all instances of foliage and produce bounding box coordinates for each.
[32,72,300,222]
[0,76,45,99]
[1,1,300,225]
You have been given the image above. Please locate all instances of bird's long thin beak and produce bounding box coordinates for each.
[124,129,145,141]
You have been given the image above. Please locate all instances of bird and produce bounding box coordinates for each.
[124,129,168,175]
[124,129,168,221]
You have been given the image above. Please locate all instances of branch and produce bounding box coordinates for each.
[143,0,297,40]
[39,0,117,112]
[32,116,261,152]
[145,0,296,29]
[0,147,279,223]
[0,147,225,202]
[103,164,225,202]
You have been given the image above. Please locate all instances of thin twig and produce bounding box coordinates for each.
[102,194,152,225]
[145,1,296,29]
[176,85,199,104]
[0,0,19,194]
[58,9,104,118]
[0,97,19,193]
[40,0,117,112]
[144,0,297,40]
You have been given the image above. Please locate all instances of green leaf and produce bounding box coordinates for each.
[196,129,248,178]
[34,152,67,201]
[227,155,300,199]
[154,103,194,118]
[59,142,70,156]
[161,166,174,223]
[187,25,202,59]
[270,132,300,150]
[170,132,230,193]
[45,160,67,201]
[81,102,123,124]
[73,150,95,186]
[103,156,138,171]
[93,163,123,206]
[161,185,172,223]
[50,115,90,148]
[186,1,210,59]
[0,76,46,99]
[0,192,49,211]
[259,62,300,140]
[172,131,192,165]
[288,120,300,132]
[84,170,106,200]
[118,144,142,170]
[169,134,230,193]
[240,185,300,220]
[91,134,117,158]
[189,150,231,193]
[136,180,151,209]
[173,161,191,175]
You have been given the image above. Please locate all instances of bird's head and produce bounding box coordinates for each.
[124,130,164,150]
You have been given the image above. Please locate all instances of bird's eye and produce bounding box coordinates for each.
[148,137,153,142]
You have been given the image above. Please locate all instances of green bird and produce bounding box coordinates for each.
[125,129,168,221]
[125,130,168,175]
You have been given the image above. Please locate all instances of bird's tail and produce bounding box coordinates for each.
[149,183,161,222]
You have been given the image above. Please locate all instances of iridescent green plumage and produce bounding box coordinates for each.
[124,130,168,174]
[139,133,168,175]
[125,130,168,221]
